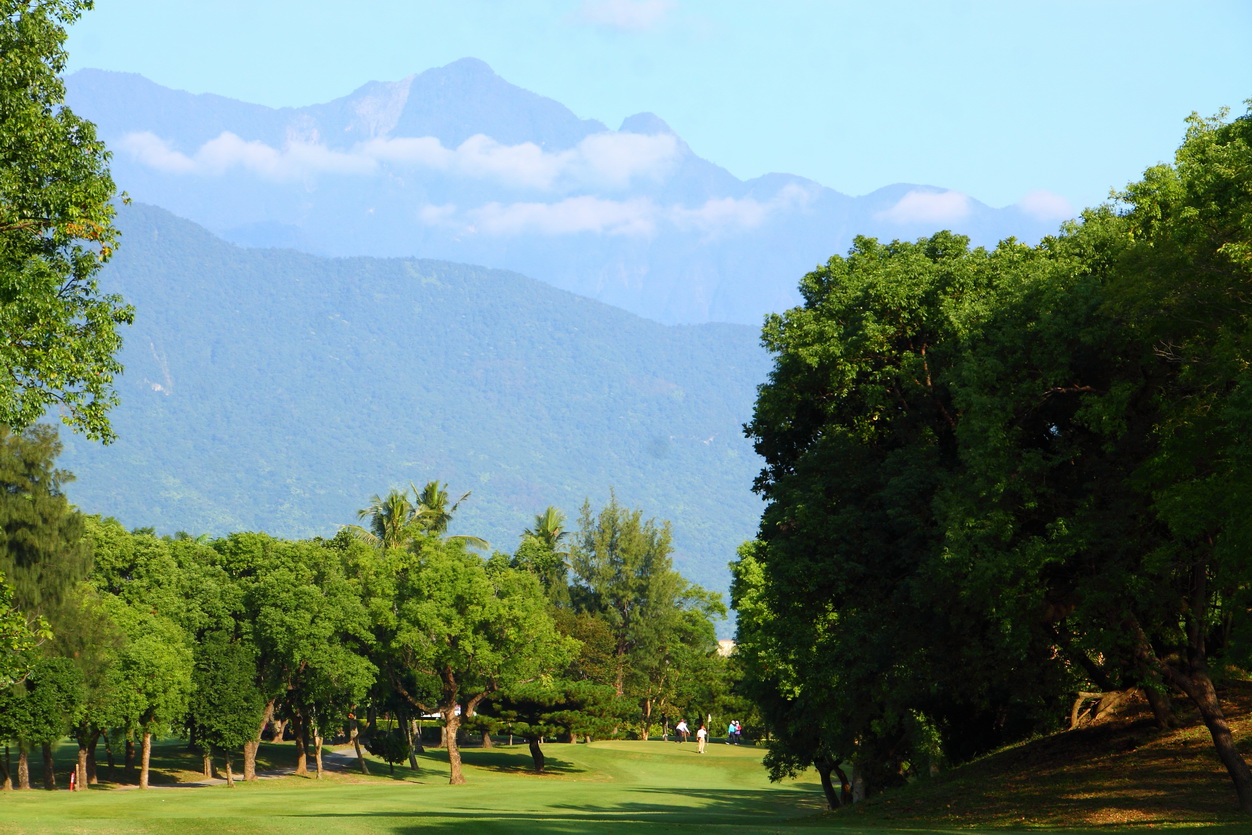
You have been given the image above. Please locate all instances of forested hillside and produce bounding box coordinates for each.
[55,203,769,597]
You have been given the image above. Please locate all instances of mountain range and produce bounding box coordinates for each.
[66,58,1069,325]
[56,203,769,601]
[54,59,1072,609]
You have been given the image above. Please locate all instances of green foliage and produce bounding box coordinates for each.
[189,632,265,756]
[0,571,50,688]
[568,495,726,733]
[0,424,90,629]
[361,726,409,772]
[0,0,132,440]
[19,655,84,744]
[385,536,576,782]
[736,103,1252,809]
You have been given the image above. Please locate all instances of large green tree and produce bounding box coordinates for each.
[188,633,265,787]
[0,424,90,634]
[384,538,576,784]
[568,496,725,737]
[738,104,1252,813]
[0,0,131,440]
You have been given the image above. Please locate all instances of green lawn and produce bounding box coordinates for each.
[7,738,1244,833]
[0,738,834,834]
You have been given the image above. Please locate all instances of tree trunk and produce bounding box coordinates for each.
[17,741,30,789]
[244,698,275,781]
[402,719,420,771]
[1,744,11,790]
[76,740,89,790]
[1144,685,1174,729]
[527,737,545,773]
[293,714,308,776]
[41,742,56,790]
[1132,559,1252,815]
[139,731,152,789]
[224,756,235,788]
[444,708,465,785]
[203,751,213,778]
[124,737,136,779]
[100,728,113,782]
[814,755,840,810]
[411,719,424,754]
[1169,666,1252,813]
[86,729,100,785]
[851,765,866,803]
[350,719,370,775]
[314,729,324,780]
[834,763,854,806]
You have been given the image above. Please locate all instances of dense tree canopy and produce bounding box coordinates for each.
[0,0,131,440]
[736,104,1252,812]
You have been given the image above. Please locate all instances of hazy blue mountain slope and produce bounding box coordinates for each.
[65,61,1066,325]
[57,203,770,599]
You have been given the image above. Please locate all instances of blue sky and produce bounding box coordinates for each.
[65,0,1251,215]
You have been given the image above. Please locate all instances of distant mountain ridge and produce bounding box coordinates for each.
[57,203,769,601]
[66,59,1068,325]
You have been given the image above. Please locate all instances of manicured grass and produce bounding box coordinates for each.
[7,714,1252,834]
[0,738,831,834]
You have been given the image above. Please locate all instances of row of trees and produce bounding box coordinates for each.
[0,2,744,795]
[0,427,735,789]
[733,106,1252,812]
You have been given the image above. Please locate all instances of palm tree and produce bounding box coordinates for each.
[348,488,419,551]
[347,482,489,552]
[413,481,489,550]
[522,506,567,551]
[517,506,570,604]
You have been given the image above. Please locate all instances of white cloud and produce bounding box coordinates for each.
[357,136,452,169]
[120,131,375,181]
[118,132,199,174]
[565,132,680,189]
[1016,189,1075,222]
[120,130,680,192]
[469,196,660,236]
[422,183,816,239]
[576,0,674,30]
[670,183,816,235]
[876,190,972,225]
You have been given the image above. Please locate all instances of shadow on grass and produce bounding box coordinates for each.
[455,746,585,776]
[273,784,828,833]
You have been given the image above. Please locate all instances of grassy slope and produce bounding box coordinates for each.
[832,680,1252,832]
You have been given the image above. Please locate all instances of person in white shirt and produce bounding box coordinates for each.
[696,724,708,753]
[675,719,689,743]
